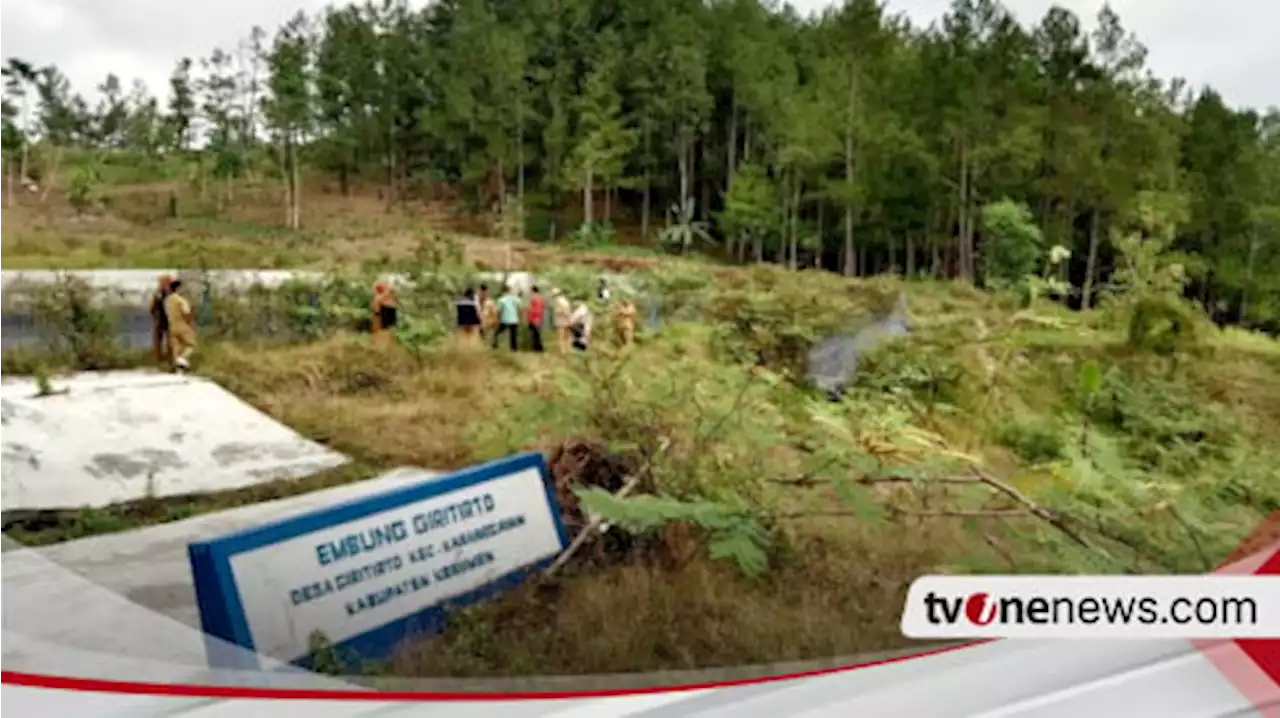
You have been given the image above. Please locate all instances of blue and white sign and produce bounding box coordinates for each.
[188,452,569,668]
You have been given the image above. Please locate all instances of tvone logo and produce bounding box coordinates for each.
[965,592,997,625]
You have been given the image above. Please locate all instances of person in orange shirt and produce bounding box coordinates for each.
[614,297,637,348]
[149,273,172,366]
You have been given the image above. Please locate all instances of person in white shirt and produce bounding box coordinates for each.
[569,301,593,351]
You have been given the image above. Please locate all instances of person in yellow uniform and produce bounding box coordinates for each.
[478,283,499,342]
[149,273,172,366]
[371,279,399,347]
[552,288,573,354]
[163,279,197,373]
[614,298,637,348]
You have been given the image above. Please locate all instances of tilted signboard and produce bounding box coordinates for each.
[188,452,569,668]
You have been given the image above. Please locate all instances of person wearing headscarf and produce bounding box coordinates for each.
[569,300,593,352]
[552,288,573,354]
[149,273,172,366]
[371,279,399,346]
[163,279,197,372]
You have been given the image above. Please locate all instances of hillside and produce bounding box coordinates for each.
[3,0,1279,674]
[2,188,1277,675]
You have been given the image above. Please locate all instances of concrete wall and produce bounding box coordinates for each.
[1,371,349,511]
[2,467,433,674]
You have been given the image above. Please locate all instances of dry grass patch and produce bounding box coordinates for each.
[200,334,560,470]
[390,521,954,677]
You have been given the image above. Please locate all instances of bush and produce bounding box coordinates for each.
[996,420,1066,464]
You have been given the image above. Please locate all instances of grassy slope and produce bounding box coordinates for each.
[3,186,1278,677]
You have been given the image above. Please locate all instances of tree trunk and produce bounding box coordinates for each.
[641,127,651,242]
[290,135,301,230]
[604,181,612,222]
[678,131,690,210]
[5,159,12,208]
[1241,229,1259,323]
[583,165,594,227]
[699,139,710,222]
[957,139,973,281]
[40,145,63,204]
[843,130,856,277]
[726,96,738,196]
[906,233,916,277]
[815,200,824,269]
[1082,208,1101,309]
[789,172,800,270]
[516,100,525,204]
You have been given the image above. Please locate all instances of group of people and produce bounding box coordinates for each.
[148,274,198,372]
[453,278,636,353]
[148,271,634,371]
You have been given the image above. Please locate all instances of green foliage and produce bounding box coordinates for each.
[660,199,715,255]
[576,490,770,576]
[996,420,1066,464]
[67,163,101,214]
[17,276,134,370]
[980,199,1044,288]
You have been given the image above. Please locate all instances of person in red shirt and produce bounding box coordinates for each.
[526,285,546,353]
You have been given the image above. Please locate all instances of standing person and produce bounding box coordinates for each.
[526,285,546,353]
[455,287,482,344]
[149,274,172,366]
[569,300,593,352]
[614,297,637,348]
[552,288,573,354]
[163,279,198,373]
[493,285,521,351]
[478,283,499,341]
[371,280,399,347]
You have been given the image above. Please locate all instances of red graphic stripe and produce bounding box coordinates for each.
[0,641,987,701]
[1195,516,1280,714]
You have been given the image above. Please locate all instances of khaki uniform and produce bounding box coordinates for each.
[614,300,637,347]
[163,292,197,368]
[553,295,573,353]
[481,298,499,336]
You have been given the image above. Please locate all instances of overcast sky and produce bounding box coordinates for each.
[2,0,1277,112]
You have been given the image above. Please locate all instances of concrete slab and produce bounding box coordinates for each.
[1,467,436,670]
[1,370,349,511]
[0,268,633,302]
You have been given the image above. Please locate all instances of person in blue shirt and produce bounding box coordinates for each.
[492,285,522,351]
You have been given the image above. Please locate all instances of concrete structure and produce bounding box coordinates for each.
[1,467,434,675]
[1,371,349,511]
[0,268,633,303]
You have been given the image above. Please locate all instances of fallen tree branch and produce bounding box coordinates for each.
[543,437,671,579]
[968,467,1115,562]
[768,473,982,488]
[778,508,1028,520]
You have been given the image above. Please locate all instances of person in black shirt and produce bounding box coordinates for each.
[456,287,482,344]
[149,274,172,366]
